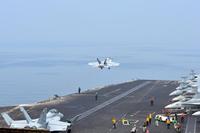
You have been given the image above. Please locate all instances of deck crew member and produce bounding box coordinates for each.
[112,117,117,129]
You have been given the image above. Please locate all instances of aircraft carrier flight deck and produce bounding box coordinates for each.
[0,80,198,133]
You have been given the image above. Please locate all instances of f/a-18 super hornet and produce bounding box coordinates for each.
[1,106,80,132]
[165,72,200,112]
[88,58,120,70]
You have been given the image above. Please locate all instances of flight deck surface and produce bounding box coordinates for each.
[0,80,198,133]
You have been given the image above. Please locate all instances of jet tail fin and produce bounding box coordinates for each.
[1,112,13,126]
[97,58,101,64]
[19,106,32,123]
[38,108,47,126]
[104,58,107,65]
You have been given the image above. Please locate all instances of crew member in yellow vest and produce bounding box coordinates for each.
[112,117,117,129]
[146,116,150,126]
[149,113,152,124]
[166,119,171,129]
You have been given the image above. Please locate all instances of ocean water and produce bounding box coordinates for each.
[0,44,199,106]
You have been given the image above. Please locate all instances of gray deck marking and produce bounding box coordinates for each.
[185,117,190,133]
[194,118,197,133]
[134,120,139,124]
[185,116,196,133]
[77,81,151,121]
[103,88,121,97]
[131,111,141,117]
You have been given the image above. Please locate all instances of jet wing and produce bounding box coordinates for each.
[88,62,99,67]
[10,120,29,128]
[106,62,120,67]
[183,102,200,105]
[48,121,70,132]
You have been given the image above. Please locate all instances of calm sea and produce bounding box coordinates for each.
[0,44,199,106]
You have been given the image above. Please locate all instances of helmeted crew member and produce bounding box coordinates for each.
[112,117,117,129]
[172,117,177,125]
[166,118,171,129]
[95,92,98,101]
[150,96,155,106]
[180,114,185,123]
[146,116,150,126]
[78,87,81,94]
[149,113,152,124]
[175,113,178,121]
[159,116,162,122]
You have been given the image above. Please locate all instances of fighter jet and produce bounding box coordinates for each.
[88,58,120,69]
[175,75,198,90]
[171,94,193,102]
[169,86,197,96]
[182,94,200,106]
[166,90,200,110]
[189,70,198,82]
[166,73,200,110]
[169,76,198,96]
[192,111,200,116]
[175,79,191,90]
[1,106,80,132]
[165,98,189,109]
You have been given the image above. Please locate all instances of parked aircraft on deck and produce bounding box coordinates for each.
[1,106,80,132]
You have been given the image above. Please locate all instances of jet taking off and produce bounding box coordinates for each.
[1,106,80,132]
[88,58,120,69]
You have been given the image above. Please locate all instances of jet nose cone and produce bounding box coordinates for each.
[192,111,200,116]
[165,102,181,109]
[172,98,178,102]
[169,90,181,96]
[172,95,184,102]
[169,92,177,96]
[165,104,173,109]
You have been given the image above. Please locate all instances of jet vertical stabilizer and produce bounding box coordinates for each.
[19,106,32,124]
[38,108,47,127]
[1,113,13,126]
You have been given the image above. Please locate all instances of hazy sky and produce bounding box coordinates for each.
[0,0,199,46]
[0,1,200,105]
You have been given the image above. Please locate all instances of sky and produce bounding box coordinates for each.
[0,0,199,46]
[0,1,200,105]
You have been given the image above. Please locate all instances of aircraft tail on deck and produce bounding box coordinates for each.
[19,106,32,124]
[1,112,13,126]
[38,108,47,127]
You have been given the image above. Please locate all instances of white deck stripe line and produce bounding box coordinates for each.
[103,88,121,97]
[194,117,197,133]
[185,116,190,133]
[77,81,151,121]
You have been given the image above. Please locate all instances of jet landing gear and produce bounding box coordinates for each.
[67,129,71,133]
[51,130,71,133]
